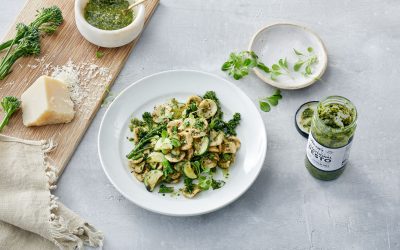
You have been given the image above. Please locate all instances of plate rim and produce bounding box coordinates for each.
[98,69,267,216]
[248,22,328,90]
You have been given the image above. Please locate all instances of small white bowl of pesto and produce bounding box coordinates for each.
[75,0,145,48]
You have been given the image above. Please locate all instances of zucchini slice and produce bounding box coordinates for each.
[183,163,197,179]
[143,170,164,192]
[194,137,209,156]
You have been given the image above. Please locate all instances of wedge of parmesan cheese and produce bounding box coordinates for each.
[21,75,75,127]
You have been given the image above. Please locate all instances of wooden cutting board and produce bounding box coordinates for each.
[0,0,159,175]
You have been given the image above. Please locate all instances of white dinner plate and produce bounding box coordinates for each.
[98,70,267,216]
[249,22,328,90]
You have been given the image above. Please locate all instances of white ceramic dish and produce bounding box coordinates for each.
[75,0,145,48]
[98,70,267,216]
[249,23,328,90]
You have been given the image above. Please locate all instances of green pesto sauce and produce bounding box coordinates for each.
[305,98,357,181]
[300,107,314,132]
[222,169,229,179]
[84,0,134,30]
[313,102,356,149]
[318,103,354,129]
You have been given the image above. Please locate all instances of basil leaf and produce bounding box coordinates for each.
[221,61,232,71]
[305,65,312,75]
[272,64,280,70]
[257,63,270,73]
[294,61,304,72]
[259,101,271,112]
[294,49,303,56]
[267,96,279,106]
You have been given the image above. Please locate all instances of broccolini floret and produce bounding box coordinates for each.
[129,118,144,131]
[31,6,63,35]
[0,96,21,132]
[210,112,241,136]
[0,27,41,79]
[204,91,241,135]
[126,123,167,159]
[0,6,63,52]
[203,91,219,104]
[142,112,153,128]
[225,113,241,136]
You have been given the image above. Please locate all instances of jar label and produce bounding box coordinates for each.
[306,133,352,171]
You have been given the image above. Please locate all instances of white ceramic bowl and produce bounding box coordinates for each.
[98,70,267,216]
[75,0,145,48]
[249,22,328,90]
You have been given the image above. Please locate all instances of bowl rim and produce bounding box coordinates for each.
[248,22,328,90]
[74,0,145,34]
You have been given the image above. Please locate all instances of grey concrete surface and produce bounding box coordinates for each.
[2,0,400,249]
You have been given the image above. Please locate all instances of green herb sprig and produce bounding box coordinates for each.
[259,89,282,112]
[158,184,174,194]
[221,51,271,80]
[222,48,319,81]
[96,51,105,59]
[184,177,194,193]
[162,159,174,177]
[293,47,318,77]
[198,175,225,191]
[269,58,292,80]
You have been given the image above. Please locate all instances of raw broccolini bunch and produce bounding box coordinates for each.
[0,6,63,52]
[0,26,41,79]
[0,6,63,80]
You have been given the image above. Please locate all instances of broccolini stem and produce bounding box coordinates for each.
[126,138,152,159]
[0,40,14,53]
[0,112,12,132]
[126,124,166,159]
[0,48,25,80]
[0,38,16,69]
[127,146,153,159]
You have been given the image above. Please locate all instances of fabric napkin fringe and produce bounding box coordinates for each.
[48,195,103,249]
[0,134,103,249]
[40,138,103,249]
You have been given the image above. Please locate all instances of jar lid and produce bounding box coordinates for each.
[295,101,318,138]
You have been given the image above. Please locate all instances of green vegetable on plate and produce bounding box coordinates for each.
[127,91,240,198]
[158,184,174,194]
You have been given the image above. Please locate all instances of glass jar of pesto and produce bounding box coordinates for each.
[305,96,357,180]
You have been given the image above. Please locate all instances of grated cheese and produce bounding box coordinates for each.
[26,56,113,119]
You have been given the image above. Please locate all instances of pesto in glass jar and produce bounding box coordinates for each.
[305,96,357,180]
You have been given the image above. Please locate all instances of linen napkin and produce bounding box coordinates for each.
[0,134,103,249]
